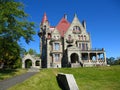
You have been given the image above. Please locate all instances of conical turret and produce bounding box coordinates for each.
[41,13,48,23]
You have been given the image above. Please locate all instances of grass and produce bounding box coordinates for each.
[0,69,27,81]
[9,65,120,90]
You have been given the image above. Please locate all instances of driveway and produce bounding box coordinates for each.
[0,72,37,90]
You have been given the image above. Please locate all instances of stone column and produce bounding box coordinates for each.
[32,61,35,68]
[68,53,71,63]
[78,53,81,63]
[47,40,51,68]
[22,60,25,68]
[88,52,90,62]
[96,53,98,62]
[104,52,107,65]
[53,54,55,63]
[59,54,61,68]
[67,53,71,67]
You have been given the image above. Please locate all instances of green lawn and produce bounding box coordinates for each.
[0,69,27,81]
[9,66,120,90]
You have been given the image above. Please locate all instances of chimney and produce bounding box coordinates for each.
[82,20,86,30]
[64,14,67,20]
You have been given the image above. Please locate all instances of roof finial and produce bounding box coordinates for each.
[74,13,77,17]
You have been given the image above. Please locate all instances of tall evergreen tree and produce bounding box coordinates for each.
[0,0,36,68]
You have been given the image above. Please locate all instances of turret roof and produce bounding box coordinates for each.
[41,13,48,23]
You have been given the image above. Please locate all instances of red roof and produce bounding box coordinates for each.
[41,13,48,23]
[56,17,70,37]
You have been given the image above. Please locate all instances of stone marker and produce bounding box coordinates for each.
[57,73,79,90]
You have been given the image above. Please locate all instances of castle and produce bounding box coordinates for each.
[38,13,107,68]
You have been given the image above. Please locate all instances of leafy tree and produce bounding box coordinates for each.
[25,48,37,55]
[107,57,115,65]
[24,48,40,57]
[0,0,36,68]
[114,57,120,65]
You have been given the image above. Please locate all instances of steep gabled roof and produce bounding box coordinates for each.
[56,17,70,37]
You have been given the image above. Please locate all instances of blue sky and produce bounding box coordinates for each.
[18,0,120,58]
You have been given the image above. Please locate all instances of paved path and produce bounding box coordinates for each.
[0,72,37,90]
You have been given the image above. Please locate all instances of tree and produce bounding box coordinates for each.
[24,48,40,57]
[25,48,37,55]
[0,0,36,68]
[107,57,115,65]
[114,57,120,65]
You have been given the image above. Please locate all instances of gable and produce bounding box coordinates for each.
[51,28,61,39]
[22,54,35,62]
[65,14,86,38]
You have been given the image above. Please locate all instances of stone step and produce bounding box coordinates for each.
[27,67,39,72]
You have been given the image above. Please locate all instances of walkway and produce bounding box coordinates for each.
[0,68,39,90]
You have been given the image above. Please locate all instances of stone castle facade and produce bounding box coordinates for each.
[38,13,107,68]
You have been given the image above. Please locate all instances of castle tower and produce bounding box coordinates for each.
[38,13,50,68]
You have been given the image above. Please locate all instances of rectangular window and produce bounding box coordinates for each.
[82,43,85,50]
[79,43,81,49]
[55,54,59,62]
[86,44,88,50]
[54,43,60,50]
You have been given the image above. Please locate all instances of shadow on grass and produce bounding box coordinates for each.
[0,69,17,80]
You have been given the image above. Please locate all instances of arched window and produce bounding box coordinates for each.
[78,35,80,40]
[84,35,86,40]
[35,61,40,66]
[81,35,83,40]
[73,26,81,34]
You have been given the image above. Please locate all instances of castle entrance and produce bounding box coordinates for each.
[25,59,32,68]
[70,53,79,63]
